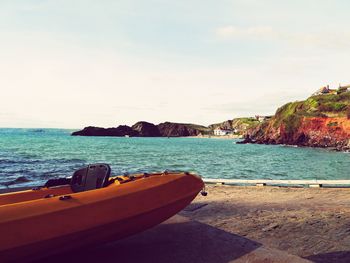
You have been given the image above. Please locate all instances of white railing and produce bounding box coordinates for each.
[203,178,350,187]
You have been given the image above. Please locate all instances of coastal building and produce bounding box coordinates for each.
[312,85,337,96]
[214,128,233,136]
[337,84,350,94]
[255,115,271,122]
[312,83,350,96]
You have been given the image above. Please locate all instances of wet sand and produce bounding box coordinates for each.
[181,185,350,262]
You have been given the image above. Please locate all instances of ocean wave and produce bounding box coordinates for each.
[1,176,31,187]
[29,129,45,133]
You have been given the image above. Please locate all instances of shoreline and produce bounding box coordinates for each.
[184,134,243,139]
[246,141,350,153]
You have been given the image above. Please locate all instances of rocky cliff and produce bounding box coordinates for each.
[131,121,160,137]
[71,125,138,137]
[247,92,350,150]
[72,121,211,137]
[157,122,210,137]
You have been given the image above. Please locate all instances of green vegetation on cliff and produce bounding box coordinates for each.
[183,123,212,135]
[273,92,350,134]
[209,117,261,135]
[232,118,261,134]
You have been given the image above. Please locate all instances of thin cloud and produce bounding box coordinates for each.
[215,25,350,49]
[216,25,275,39]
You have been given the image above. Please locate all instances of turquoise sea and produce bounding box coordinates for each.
[0,128,349,188]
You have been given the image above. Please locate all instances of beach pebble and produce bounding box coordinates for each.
[262,223,279,232]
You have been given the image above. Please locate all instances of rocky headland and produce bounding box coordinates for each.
[72,121,212,137]
[72,91,350,149]
[244,92,350,151]
[71,125,139,137]
[71,118,261,138]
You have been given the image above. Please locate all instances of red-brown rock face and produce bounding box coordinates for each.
[249,117,350,150]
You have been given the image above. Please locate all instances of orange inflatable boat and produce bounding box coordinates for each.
[0,164,205,262]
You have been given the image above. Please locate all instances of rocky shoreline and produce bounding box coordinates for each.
[240,93,350,151]
[243,117,350,151]
[72,93,350,150]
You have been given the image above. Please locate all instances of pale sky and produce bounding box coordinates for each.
[1,0,350,128]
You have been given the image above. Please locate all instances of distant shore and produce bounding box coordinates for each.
[185,134,243,139]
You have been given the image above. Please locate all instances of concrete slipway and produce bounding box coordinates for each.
[35,215,309,263]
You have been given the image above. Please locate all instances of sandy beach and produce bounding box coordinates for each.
[182,185,350,262]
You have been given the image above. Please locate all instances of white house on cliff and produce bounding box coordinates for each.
[214,128,233,136]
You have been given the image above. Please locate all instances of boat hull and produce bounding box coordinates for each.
[0,172,203,262]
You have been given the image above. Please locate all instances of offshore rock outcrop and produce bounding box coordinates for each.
[246,92,350,151]
[1,176,31,187]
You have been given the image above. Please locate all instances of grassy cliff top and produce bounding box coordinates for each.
[273,92,350,132]
[185,123,212,134]
[158,122,212,134]
[234,117,261,127]
[276,92,350,118]
[208,117,261,134]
